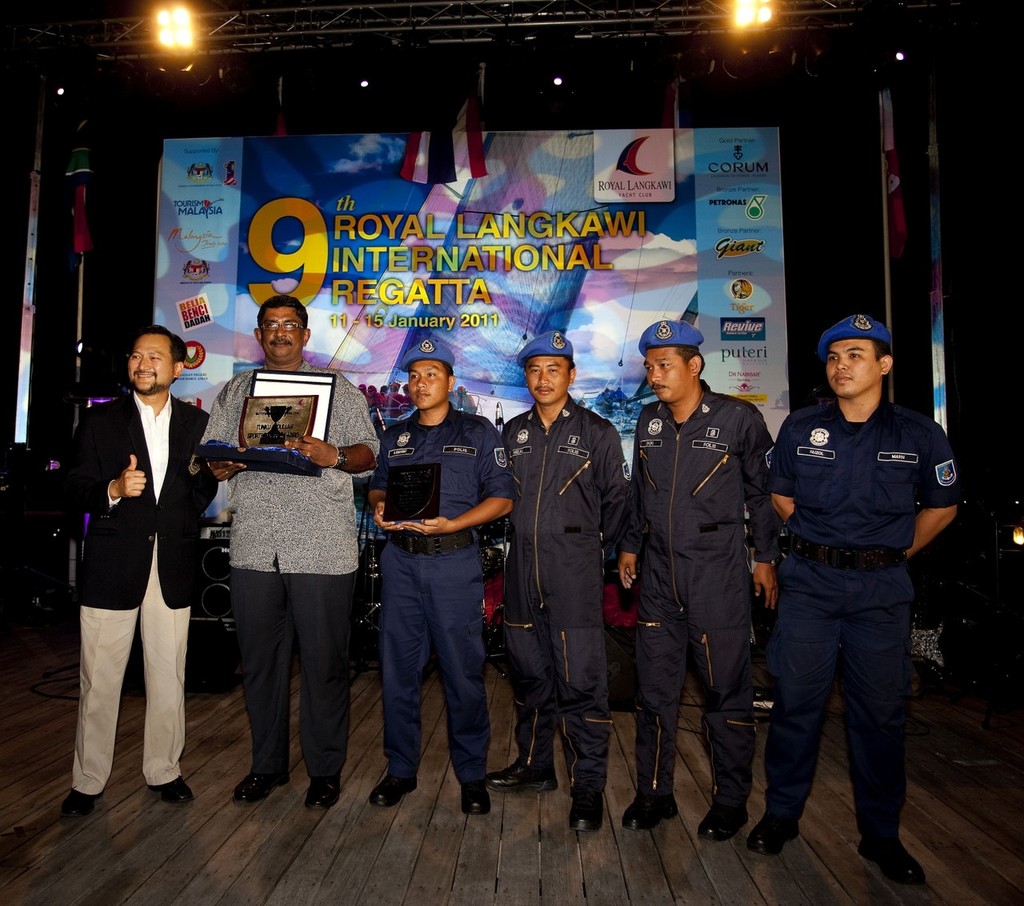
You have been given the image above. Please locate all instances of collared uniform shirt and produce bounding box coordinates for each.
[768,398,960,550]
[621,390,780,611]
[369,406,514,522]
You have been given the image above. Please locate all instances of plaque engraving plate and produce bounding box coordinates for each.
[383,463,442,522]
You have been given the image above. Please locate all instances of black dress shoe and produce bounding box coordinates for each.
[233,772,289,803]
[60,789,99,817]
[461,781,490,815]
[697,802,748,841]
[569,790,603,832]
[147,777,194,804]
[858,835,926,885]
[305,776,341,809]
[746,812,799,854]
[369,774,417,807]
[485,761,558,793]
[621,793,679,831]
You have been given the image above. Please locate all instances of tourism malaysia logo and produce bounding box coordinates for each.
[593,129,676,203]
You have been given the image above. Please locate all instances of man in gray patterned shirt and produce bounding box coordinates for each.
[201,295,379,810]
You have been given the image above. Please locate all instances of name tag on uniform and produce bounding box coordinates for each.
[443,444,477,456]
[639,439,662,449]
[692,440,728,453]
[558,445,590,459]
[878,451,919,463]
[511,446,531,457]
[388,447,415,458]
[797,446,835,460]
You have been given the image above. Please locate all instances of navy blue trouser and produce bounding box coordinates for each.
[503,535,611,792]
[378,542,489,783]
[763,555,915,838]
[634,594,755,806]
[231,567,354,778]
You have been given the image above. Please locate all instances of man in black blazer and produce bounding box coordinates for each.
[60,325,217,817]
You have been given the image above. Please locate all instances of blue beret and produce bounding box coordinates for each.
[638,319,704,355]
[517,330,574,367]
[399,337,455,371]
[816,314,891,362]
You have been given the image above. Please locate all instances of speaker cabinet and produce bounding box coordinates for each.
[187,525,239,692]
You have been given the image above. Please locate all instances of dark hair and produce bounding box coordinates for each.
[870,338,892,359]
[257,294,308,328]
[133,324,186,364]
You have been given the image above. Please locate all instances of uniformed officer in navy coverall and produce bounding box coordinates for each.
[367,337,515,816]
[747,314,959,885]
[618,319,781,840]
[485,330,630,832]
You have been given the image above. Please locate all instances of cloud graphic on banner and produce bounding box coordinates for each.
[330,135,407,173]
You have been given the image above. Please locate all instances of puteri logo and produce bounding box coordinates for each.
[721,318,765,341]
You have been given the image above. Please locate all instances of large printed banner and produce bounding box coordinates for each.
[155,128,789,448]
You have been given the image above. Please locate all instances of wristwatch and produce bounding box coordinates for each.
[333,446,348,470]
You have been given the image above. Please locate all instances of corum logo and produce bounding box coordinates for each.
[616,137,653,176]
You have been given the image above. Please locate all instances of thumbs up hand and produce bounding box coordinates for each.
[110,454,147,499]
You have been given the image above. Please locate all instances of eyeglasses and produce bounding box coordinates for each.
[259,320,304,332]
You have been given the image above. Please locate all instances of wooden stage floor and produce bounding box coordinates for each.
[2,611,1022,905]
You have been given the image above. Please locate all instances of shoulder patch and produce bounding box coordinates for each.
[935,459,957,487]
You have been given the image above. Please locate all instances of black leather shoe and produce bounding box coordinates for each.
[485,761,558,793]
[858,835,926,885]
[305,775,341,809]
[569,790,603,832]
[746,812,799,854]
[60,789,99,817]
[147,777,194,804]
[233,772,289,803]
[461,781,490,815]
[621,793,678,831]
[369,774,417,807]
[697,802,748,841]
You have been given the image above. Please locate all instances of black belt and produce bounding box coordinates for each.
[392,530,475,555]
[790,535,906,571]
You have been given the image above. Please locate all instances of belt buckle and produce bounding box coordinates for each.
[832,548,858,569]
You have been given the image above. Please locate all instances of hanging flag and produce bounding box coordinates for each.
[274,75,287,136]
[661,78,679,129]
[65,120,94,263]
[880,87,907,260]
[401,64,487,185]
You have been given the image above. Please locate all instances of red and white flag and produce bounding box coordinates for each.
[401,64,487,185]
[880,87,907,260]
[65,121,94,261]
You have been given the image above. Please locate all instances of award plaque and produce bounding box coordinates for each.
[197,371,337,476]
[383,463,442,522]
[239,395,317,447]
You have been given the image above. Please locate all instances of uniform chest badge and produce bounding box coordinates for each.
[648,418,663,436]
[517,429,529,445]
[701,403,710,414]
[569,434,580,446]
[706,427,720,438]
[809,428,829,447]
[398,431,411,447]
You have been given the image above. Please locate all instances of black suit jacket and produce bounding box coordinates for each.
[64,394,218,610]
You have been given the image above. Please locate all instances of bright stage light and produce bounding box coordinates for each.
[734,0,773,29]
[157,7,194,50]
